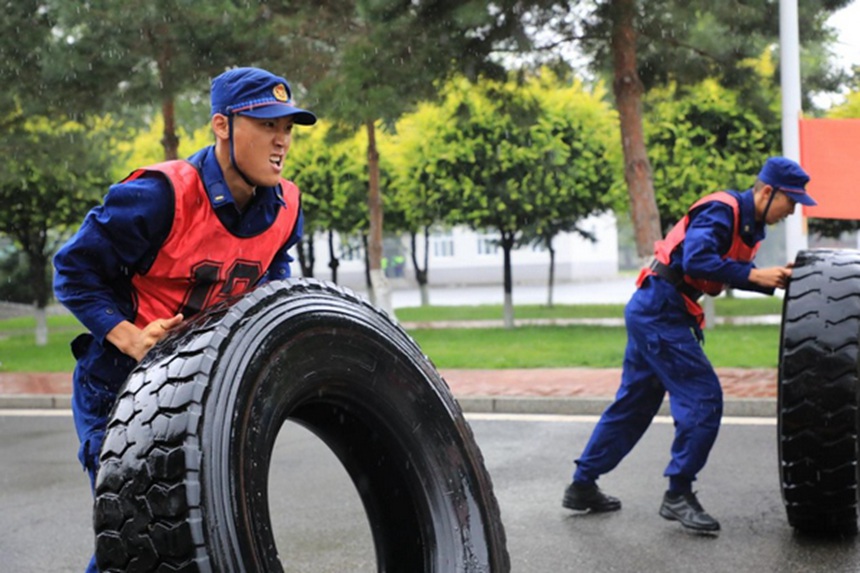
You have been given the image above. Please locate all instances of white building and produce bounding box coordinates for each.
[301,212,619,290]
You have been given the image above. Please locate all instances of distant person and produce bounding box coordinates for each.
[53,66,316,572]
[562,157,816,533]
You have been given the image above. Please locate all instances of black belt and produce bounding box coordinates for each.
[649,260,703,301]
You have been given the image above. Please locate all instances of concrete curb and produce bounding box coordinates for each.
[456,396,777,418]
[0,393,776,418]
[0,394,72,410]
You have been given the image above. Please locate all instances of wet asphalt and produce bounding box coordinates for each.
[2,411,858,572]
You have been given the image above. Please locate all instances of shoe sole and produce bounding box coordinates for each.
[563,499,621,513]
[659,507,720,533]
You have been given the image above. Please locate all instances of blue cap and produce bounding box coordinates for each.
[210,67,316,125]
[758,156,816,206]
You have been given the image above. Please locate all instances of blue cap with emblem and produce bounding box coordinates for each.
[211,67,316,125]
[758,156,816,206]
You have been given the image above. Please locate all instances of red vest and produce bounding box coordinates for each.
[127,160,300,328]
[636,191,759,326]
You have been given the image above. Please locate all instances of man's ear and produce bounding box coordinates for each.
[211,114,230,141]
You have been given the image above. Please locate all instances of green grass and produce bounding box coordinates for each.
[0,313,83,332]
[709,296,783,316]
[0,331,82,372]
[395,296,782,322]
[410,324,779,369]
[0,314,85,372]
[0,303,781,372]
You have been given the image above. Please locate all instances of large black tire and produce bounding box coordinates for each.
[93,278,509,572]
[778,248,860,536]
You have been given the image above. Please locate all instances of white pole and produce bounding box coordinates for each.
[780,0,808,260]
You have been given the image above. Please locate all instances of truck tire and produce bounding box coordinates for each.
[93,278,509,572]
[778,248,860,536]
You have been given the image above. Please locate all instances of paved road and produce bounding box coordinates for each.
[388,276,777,308]
[2,411,857,572]
[389,277,639,307]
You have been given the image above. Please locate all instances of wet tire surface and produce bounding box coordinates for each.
[778,249,860,536]
[93,278,509,572]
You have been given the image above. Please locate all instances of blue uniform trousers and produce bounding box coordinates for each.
[70,334,135,573]
[573,279,723,486]
[72,364,116,573]
[73,363,123,573]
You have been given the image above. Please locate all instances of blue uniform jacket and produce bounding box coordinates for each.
[642,188,771,328]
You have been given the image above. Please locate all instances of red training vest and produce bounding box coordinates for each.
[636,191,760,327]
[127,160,300,328]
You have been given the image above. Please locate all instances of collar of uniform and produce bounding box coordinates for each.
[736,188,766,244]
[191,146,286,210]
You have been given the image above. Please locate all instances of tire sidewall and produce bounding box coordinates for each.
[200,281,506,571]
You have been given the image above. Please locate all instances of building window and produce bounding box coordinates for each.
[431,232,454,258]
[477,236,499,255]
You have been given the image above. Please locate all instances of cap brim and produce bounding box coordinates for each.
[239,104,317,125]
[782,190,817,207]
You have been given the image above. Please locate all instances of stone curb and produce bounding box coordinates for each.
[0,394,72,410]
[456,396,776,418]
[0,393,776,418]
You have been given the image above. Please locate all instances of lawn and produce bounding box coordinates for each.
[0,303,781,372]
[394,296,782,322]
[409,324,779,369]
[0,314,84,372]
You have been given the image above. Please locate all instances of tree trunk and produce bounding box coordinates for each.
[327,229,339,284]
[547,242,556,308]
[156,46,179,161]
[703,295,716,330]
[30,250,49,346]
[161,95,179,160]
[501,231,515,329]
[34,305,48,347]
[610,0,662,263]
[410,229,431,307]
[366,120,393,317]
[421,226,430,307]
[297,233,315,277]
[362,234,373,303]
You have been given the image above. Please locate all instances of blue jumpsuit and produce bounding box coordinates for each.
[573,189,772,492]
[53,146,302,572]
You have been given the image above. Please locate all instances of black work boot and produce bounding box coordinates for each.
[659,491,721,532]
[562,482,621,512]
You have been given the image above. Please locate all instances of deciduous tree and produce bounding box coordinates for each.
[429,73,616,327]
[0,113,116,344]
[531,0,852,258]
[287,124,370,283]
[644,80,778,230]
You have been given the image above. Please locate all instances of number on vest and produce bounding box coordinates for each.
[180,260,263,318]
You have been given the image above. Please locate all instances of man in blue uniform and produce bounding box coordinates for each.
[54,66,316,572]
[562,157,816,533]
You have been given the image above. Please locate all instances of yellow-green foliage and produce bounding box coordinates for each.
[827,91,860,118]
[111,115,212,181]
[285,120,372,237]
[644,79,775,226]
[380,69,622,231]
[23,114,120,162]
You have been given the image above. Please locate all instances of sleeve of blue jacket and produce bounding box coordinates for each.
[682,201,773,295]
[53,176,173,344]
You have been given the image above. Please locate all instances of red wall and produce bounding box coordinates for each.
[800,118,860,220]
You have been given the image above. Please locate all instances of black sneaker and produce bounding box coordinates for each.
[659,491,720,532]
[562,482,621,512]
